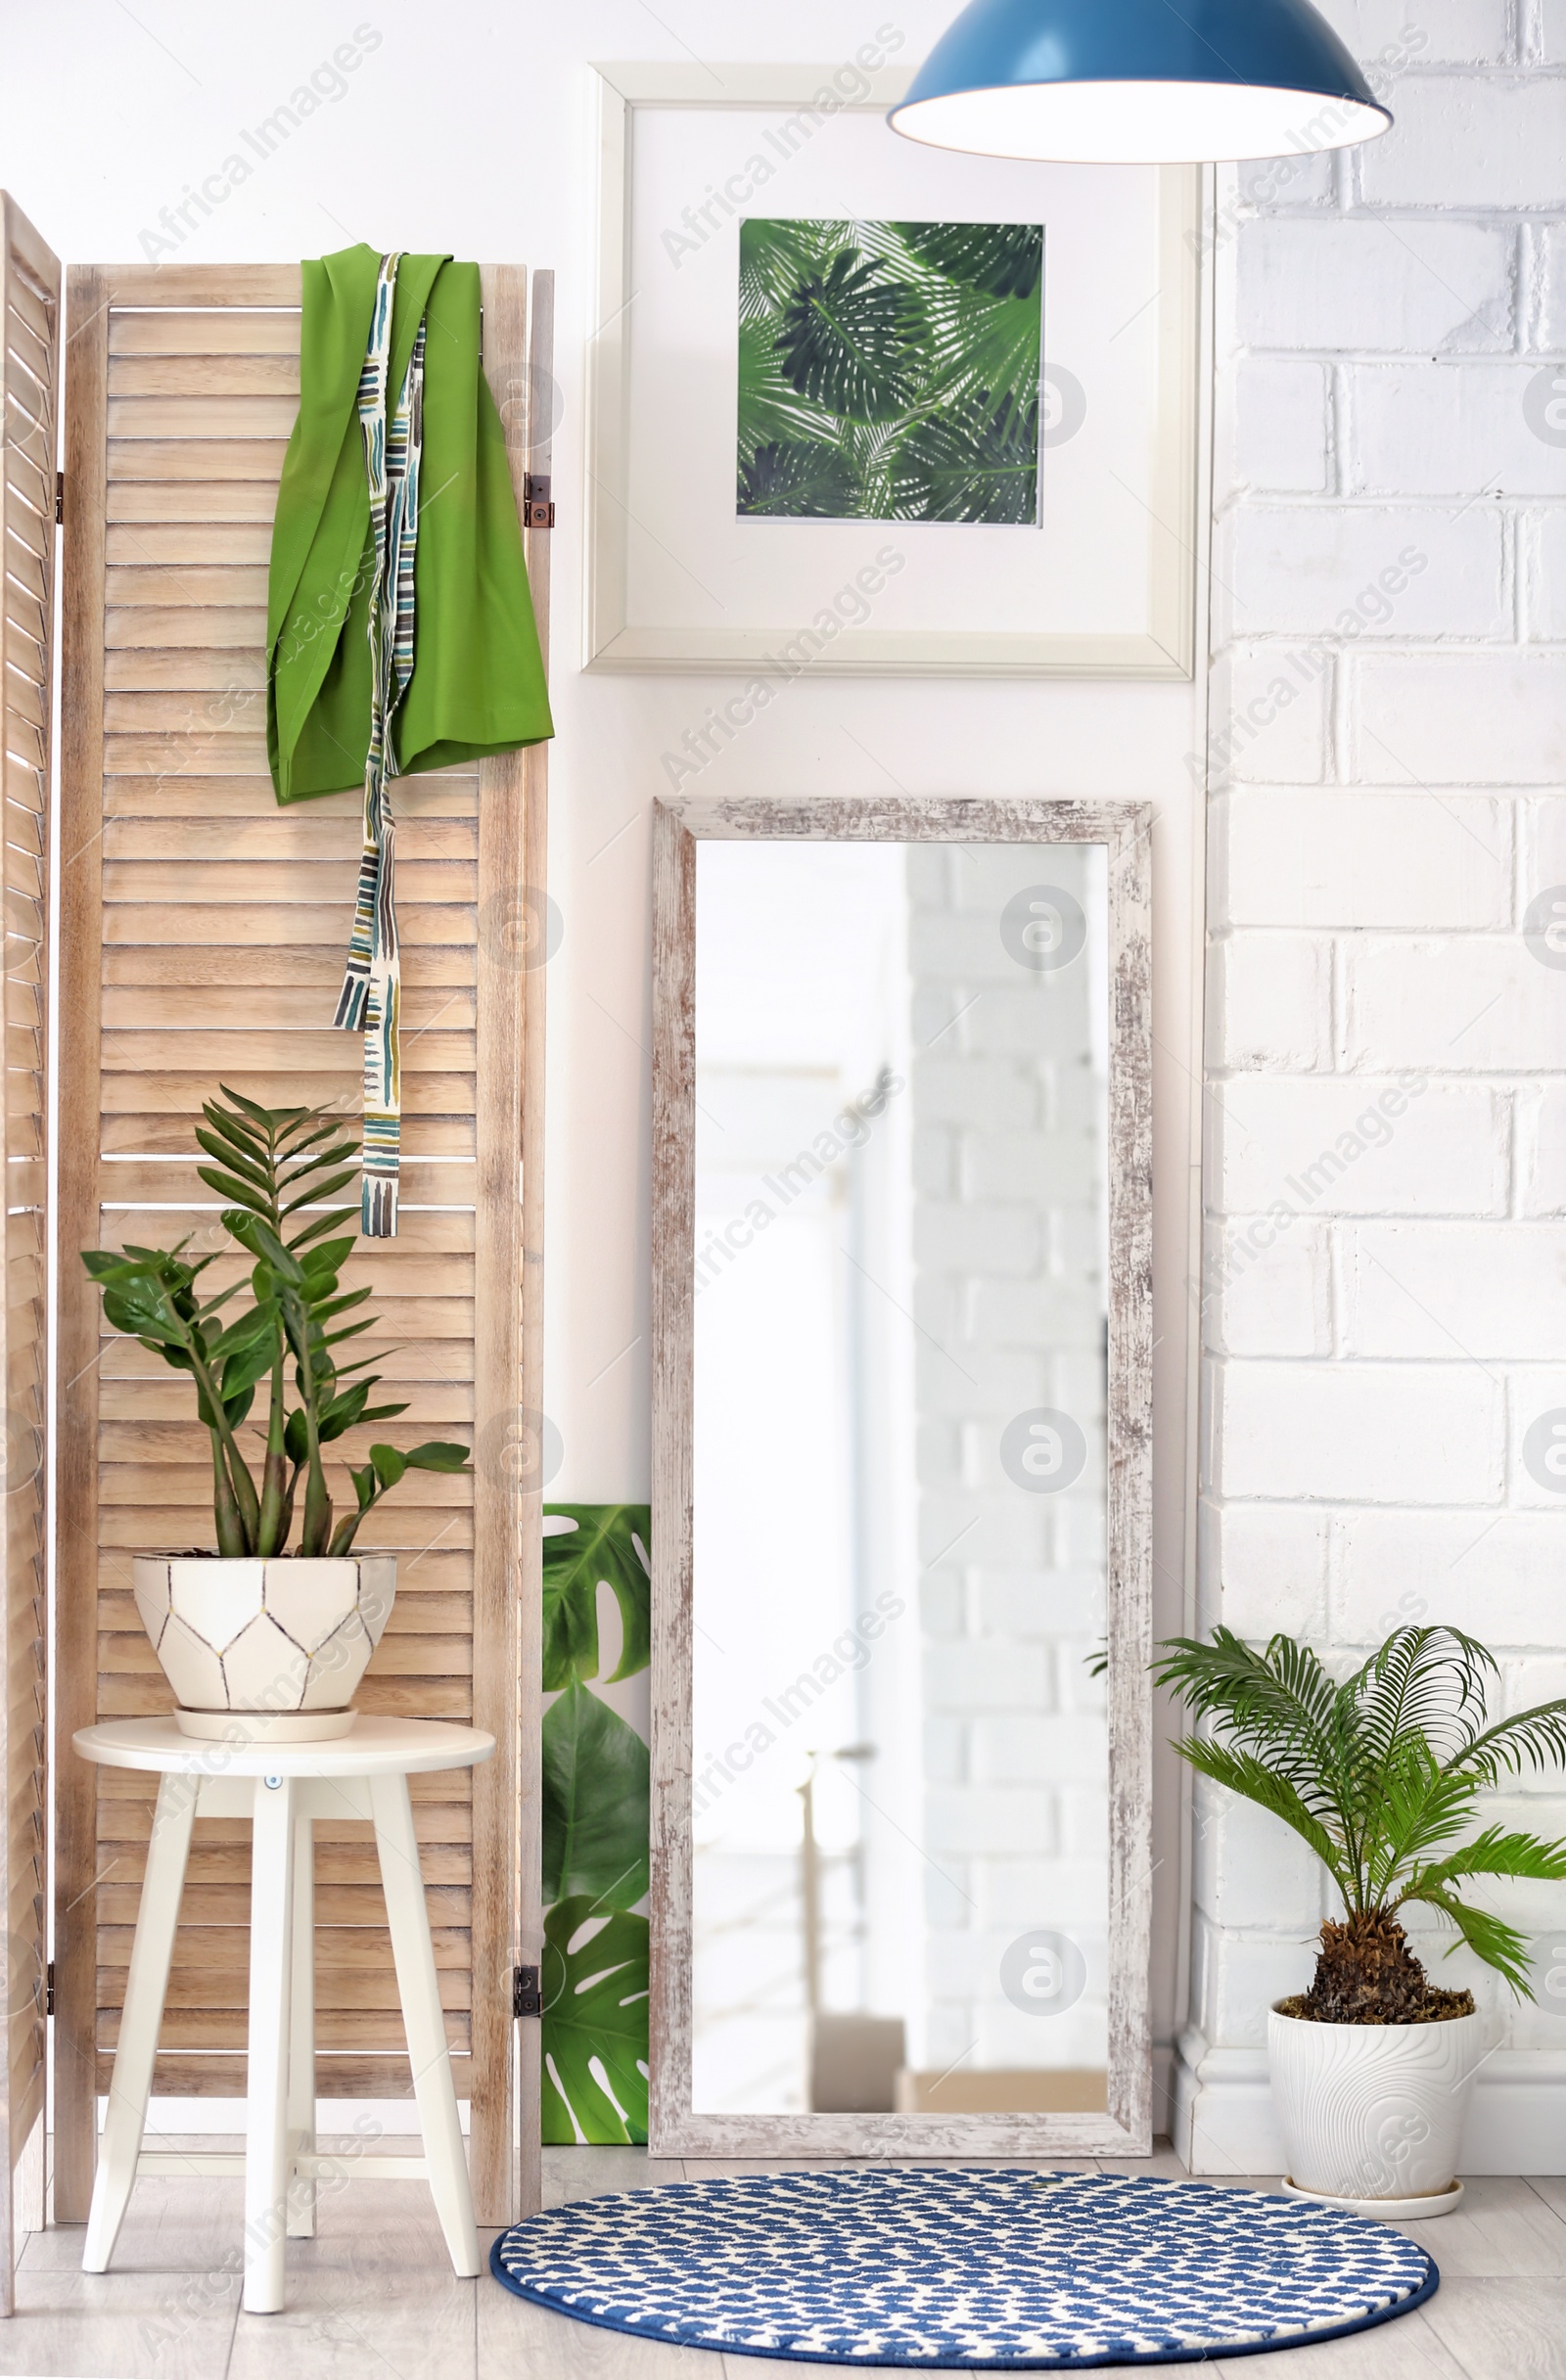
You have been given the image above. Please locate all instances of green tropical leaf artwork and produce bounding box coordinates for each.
[542,1501,651,1690]
[541,1678,650,1911]
[540,1897,649,2147]
[736,217,1043,525]
[540,1503,654,2145]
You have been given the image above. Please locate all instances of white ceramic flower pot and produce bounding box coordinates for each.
[132,1554,396,1741]
[1268,2002,1484,2215]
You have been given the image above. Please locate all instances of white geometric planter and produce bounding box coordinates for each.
[1268,2003,1485,2217]
[132,1554,396,1741]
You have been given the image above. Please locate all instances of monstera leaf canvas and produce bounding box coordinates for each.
[539,1503,654,2145]
[541,1679,650,1911]
[542,1502,651,1689]
[737,218,1043,525]
[540,1897,650,2148]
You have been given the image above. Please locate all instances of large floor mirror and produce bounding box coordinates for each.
[650,797,1152,2156]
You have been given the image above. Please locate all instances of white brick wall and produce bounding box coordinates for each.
[1193,14,1566,2171]
[910,845,1110,2076]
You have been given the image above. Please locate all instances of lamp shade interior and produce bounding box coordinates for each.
[889,0,1393,163]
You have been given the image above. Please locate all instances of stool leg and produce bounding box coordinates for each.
[369,1771,479,2277]
[82,1773,197,2272]
[243,1777,295,2314]
[286,1810,315,2238]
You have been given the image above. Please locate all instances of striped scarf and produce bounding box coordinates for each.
[335,251,425,1237]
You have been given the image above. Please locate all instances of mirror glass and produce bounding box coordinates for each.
[691,837,1111,2119]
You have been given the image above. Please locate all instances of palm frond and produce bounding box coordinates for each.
[736,316,837,467]
[1362,1753,1481,1902]
[1350,1626,1495,1778]
[737,218,848,322]
[1172,1736,1354,1903]
[1154,1630,1351,1791]
[918,285,1042,415]
[1398,1879,1537,1996]
[891,218,1043,300]
[1452,1697,1566,1785]
[887,389,1038,525]
[1399,1825,1566,1898]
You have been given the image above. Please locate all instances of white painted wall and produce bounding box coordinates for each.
[2,1,1205,2128]
[1182,0,1566,2174]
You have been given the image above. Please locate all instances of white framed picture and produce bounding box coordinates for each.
[585,61,1201,679]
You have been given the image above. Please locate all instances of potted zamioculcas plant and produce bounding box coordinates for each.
[83,1087,469,1741]
[1159,1625,1566,2217]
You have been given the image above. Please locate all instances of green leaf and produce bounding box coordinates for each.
[300,1235,355,1280]
[541,1682,649,1908]
[215,1081,281,1129]
[737,437,856,520]
[398,1441,472,1473]
[542,1503,652,1690]
[219,1331,278,1403]
[889,389,1039,525]
[101,1286,187,1351]
[775,250,926,425]
[200,1104,266,1162]
[283,1169,359,1216]
[224,1210,302,1285]
[288,1207,361,1251]
[284,1410,310,1468]
[892,219,1042,300]
[369,1443,406,1490]
[539,1899,648,2146]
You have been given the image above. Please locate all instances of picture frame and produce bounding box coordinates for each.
[586,63,1201,679]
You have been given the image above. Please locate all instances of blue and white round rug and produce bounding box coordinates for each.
[489,2168,1438,2366]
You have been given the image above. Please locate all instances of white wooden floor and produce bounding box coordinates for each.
[0,2140,1561,2377]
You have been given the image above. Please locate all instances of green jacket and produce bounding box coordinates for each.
[267,244,553,801]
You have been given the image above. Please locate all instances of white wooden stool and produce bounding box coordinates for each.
[73,1715,495,2314]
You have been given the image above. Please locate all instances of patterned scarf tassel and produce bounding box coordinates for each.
[338,255,424,1237]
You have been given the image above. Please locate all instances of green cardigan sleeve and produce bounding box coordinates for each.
[267,245,554,804]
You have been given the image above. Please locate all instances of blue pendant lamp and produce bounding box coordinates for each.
[889,0,1391,163]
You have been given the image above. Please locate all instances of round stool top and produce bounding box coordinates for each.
[73,1715,496,1779]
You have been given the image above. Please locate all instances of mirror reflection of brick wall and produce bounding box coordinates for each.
[907,843,1111,2099]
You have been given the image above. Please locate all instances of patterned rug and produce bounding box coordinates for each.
[488,2168,1439,2366]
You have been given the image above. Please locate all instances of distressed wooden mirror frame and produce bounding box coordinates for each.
[649,793,1154,2158]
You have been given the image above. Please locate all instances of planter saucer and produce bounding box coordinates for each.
[174,1708,357,1743]
[1280,2175,1464,2221]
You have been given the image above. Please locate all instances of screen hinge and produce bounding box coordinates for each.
[524,473,554,530]
[513,1963,541,2019]
[54,472,64,526]
[45,1960,54,2017]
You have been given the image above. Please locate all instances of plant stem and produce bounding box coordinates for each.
[255,1347,289,1557]
[210,1435,248,1558]
[300,1401,333,1558]
[145,1279,260,1554]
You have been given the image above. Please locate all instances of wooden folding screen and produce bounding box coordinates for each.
[54,261,548,2226]
[0,196,59,2307]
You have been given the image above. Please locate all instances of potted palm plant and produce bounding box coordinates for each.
[1158,1625,1566,2217]
[83,1087,469,1741]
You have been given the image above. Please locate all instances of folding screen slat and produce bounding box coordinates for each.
[0,192,59,2312]
[56,262,539,2224]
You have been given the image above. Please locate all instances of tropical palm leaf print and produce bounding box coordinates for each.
[736,218,1043,525]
